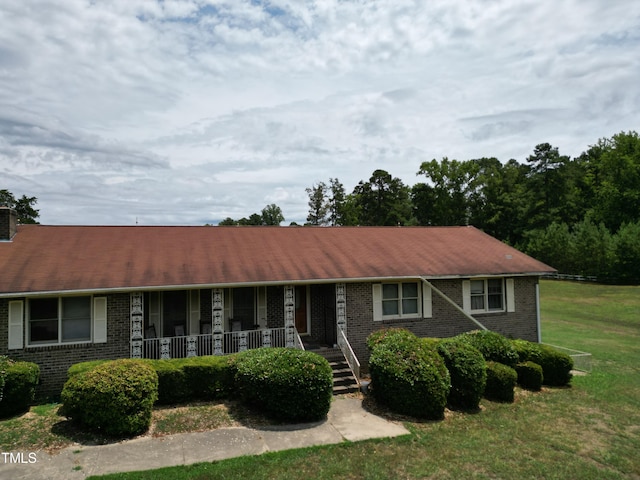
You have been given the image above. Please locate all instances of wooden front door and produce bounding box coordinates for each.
[294,286,308,334]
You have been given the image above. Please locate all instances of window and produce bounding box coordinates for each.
[29,296,92,344]
[378,282,420,319]
[469,279,504,313]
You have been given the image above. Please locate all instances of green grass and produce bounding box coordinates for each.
[88,279,640,480]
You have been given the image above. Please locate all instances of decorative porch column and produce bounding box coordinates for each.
[284,285,295,347]
[130,292,144,359]
[212,288,224,355]
[336,283,347,334]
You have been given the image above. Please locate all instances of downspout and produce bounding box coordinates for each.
[420,277,489,331]
[536,281,542,343]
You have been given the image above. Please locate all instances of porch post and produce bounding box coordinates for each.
[212,288,224,355]
[336,283,347,334]
[284,285,295,347]
[130,292,144,359]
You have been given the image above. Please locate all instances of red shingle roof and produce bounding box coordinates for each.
[0,225,554,295]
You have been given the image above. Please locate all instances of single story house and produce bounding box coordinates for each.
[0,207,555,396]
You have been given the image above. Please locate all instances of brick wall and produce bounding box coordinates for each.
[345,277,540,373]
[0,293,131,399]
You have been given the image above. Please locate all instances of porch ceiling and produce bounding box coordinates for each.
[0,225,554,295]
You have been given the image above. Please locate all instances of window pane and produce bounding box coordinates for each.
[471,296,485,310]
[470,280,484,295]
[382,284,398,300]
[30,298,58,343]
[382,300,399,316]
[30,319,58,343]
[402,283,418,298]
[488,294,503,310]
[62,297,91,342]
[30,298,58,320]
[488,279,503,295]
[402,299,418,315]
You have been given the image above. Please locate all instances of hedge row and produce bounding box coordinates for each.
[0,357,40,418]
[367,328,574,417]
[62,348,332,436]
[512,339,574,386]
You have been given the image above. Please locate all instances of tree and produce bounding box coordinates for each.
[0,189,40,224]
[414,158,479,226]
[328,178,347,226]
[305,182,329,225]
[578,131,640,231]
[352,169,413,226]
[524,143,578,230]
[218,217,238,226]
[466,158,531,245]
[261,204,284,226]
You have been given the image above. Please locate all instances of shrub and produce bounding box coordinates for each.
[69,355,238,406]
[369,332,450,420]
[456,330,519,367]
[181,355,237,401]
[515,361,543,391]
[62,359,158,437]
[484,361,517,402]
[235,348,333,422]
[146,360,188,405]
[0,358,40,418]
[67,359,109,378]
[512,339,573,387]
[366,327,417,351]
[436,338,486,411]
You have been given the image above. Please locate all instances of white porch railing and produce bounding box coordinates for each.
[337,328,360,383]
[141,327,300,360]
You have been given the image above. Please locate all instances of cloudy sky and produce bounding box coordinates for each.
[1,1,639,225]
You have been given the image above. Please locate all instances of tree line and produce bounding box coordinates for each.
[304,131,640,284]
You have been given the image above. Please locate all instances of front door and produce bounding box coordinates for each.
[294,286,308,334]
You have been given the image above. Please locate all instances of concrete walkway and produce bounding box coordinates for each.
[1,397,409,480]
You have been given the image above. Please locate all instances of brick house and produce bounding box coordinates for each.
[0,207,554,396]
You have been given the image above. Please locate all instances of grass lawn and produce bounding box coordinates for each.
[2,280,639,479]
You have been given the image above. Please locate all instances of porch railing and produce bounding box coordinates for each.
[141,327,300,360]
[337,327,360,383]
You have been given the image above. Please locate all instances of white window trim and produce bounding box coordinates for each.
[463,278,509,314]
[26,295,103,347]
[373,282,425,321]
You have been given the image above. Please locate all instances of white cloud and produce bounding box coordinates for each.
[1,0,639,225]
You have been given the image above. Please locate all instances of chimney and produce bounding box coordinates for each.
[0,207,18,241]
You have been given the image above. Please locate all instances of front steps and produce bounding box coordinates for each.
[312,347,360,395]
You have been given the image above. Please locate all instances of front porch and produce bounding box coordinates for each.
[140,327,304,360]
[128,284,347,361]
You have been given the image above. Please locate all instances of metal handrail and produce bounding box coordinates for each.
[337,328,360,383]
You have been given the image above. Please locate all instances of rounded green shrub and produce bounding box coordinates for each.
[484,361,517,403]
[456,330,519,367]
[511,339,573,387]
[61,359,158,437]
[366,327,417,351]
[436,338,487,411]
[67,359,109,378]
[515,361,543,391]
[235,348,333,422]
[0,358,40,418]
[369,333,450,420]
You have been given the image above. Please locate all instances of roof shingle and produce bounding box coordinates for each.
[0,225,554,295]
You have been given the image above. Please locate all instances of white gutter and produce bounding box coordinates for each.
[0,273,553,299]
[420,277,489,331]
